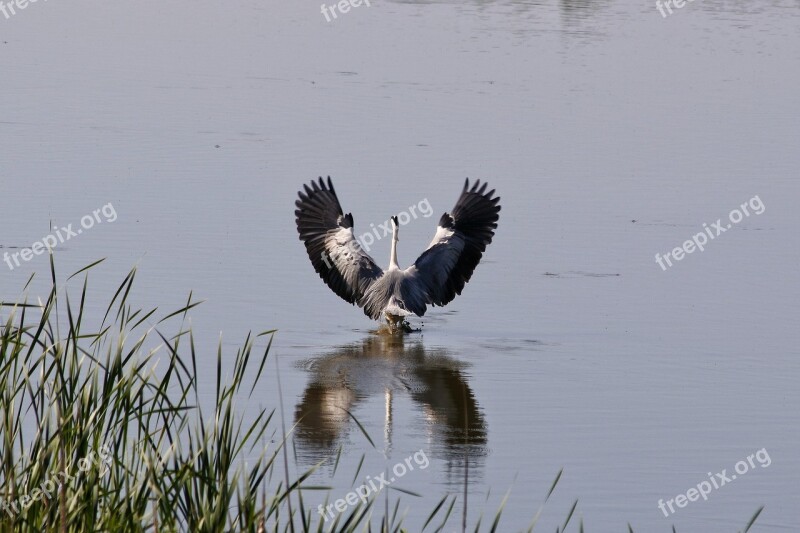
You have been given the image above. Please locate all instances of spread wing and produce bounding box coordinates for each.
[295,176,384,305]
[402,179,501,314]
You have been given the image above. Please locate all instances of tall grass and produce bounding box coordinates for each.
[0,258,283,531]
[0,258,765,532]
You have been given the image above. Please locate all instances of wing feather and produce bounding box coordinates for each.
[405,178,501,312]
[295,177,384,305]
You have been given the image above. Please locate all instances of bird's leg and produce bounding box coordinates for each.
[384,313,413,334]
[385,313,406,334]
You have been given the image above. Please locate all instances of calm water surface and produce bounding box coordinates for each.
[2,0,799,530]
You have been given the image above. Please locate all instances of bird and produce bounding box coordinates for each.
[295,177,500,331]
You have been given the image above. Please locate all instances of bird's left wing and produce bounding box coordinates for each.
[295,176,384,305]
[401,179,501,315]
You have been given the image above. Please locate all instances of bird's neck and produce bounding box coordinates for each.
[388,228,399,270]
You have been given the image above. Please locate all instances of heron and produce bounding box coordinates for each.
[295,177,501,331]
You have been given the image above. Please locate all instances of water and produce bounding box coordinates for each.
[2,0,799,530]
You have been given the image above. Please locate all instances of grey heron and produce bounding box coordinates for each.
[295,177,501,330]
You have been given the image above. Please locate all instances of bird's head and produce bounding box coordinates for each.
[391,216,399,240]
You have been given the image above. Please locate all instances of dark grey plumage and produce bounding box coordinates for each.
[295,177,501,324]
[295,176,383,305]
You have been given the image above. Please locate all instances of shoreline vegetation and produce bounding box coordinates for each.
[0,258,763,532]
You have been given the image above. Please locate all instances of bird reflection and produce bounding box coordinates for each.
[293,334,487,475]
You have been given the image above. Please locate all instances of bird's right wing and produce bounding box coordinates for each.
[403,179,501,313]
[295,177,384,305]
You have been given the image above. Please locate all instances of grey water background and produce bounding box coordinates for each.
[2,0,799,530]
